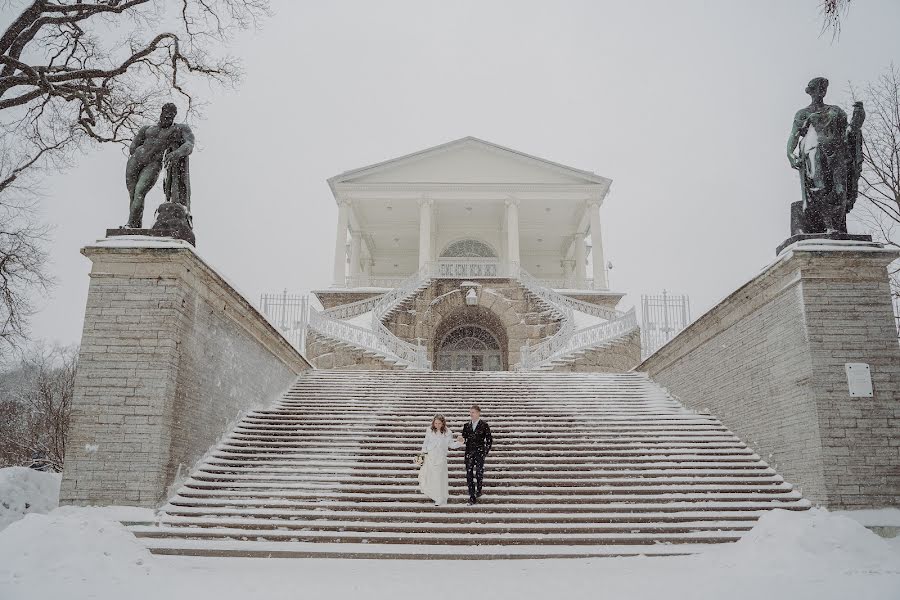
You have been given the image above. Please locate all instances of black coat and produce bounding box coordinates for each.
[461,420,492,456]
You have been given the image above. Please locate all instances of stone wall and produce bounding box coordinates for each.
[639,240,900,509]
[60,239,310,508]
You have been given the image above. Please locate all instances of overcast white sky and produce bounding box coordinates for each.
[9,0,900,348]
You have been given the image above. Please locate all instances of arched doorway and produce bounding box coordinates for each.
[435,325,503,371]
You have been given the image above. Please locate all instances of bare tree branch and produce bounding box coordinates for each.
[0,343,77,470]
[820,0,853,39]
[0,0,269,352]
[849,64,900,337]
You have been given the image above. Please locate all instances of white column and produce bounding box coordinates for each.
[505,197,520,271]
[418,198,433,269]
[562,259,575,288]
[349,230,362,287]
[332,200,350,287]
[588,200,608,289]
[574,233,586,288]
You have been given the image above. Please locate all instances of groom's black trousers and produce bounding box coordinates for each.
[465,451,486,500]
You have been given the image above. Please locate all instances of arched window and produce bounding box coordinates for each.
[440,239,497,259]
[436,325,503,371]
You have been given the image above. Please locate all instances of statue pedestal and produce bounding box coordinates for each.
[108,227,175,239]
[641,238,900,509]
[108,202,196,246]
[60,238,309,507]
[776,232,872,255]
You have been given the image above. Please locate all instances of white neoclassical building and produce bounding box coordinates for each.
[327,137,611,292]
[301,137,640,373]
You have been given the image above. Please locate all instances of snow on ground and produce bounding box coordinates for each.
[0,506,898,600]
[0,467,61,531]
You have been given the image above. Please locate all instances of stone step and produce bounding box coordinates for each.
[203,457,771,470]
[172,489,804,503]
[150,515,758,536]
[181,478,793,494]
[137,370,808,559]
[137,538,710,559]
[207,452,765,465]
[163,497,811,512]
[191,470,781,482]
[157,505,773,523]
[130,524,744,546]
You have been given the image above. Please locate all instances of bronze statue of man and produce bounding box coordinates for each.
[786,77,865,235]
[125,103,195,228]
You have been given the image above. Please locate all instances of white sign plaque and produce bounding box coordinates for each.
[845,363,873,398]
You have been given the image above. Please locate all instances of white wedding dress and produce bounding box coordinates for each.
[418,428,463,505]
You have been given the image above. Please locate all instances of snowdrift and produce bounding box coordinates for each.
[0,467,61,531]
[713,508,900,569]
[0,511,154,586]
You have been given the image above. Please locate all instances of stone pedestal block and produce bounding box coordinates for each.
[639,239,900,509]
[60,237,310,508]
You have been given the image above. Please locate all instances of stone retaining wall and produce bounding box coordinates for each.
[60,239,311,508]
[639,240,900,509]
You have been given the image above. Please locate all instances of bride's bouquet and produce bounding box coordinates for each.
[414,452,427,467]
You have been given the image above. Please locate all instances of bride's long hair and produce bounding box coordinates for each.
[431,414,447,434]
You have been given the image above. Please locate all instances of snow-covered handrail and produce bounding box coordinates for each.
[322,294,383,320]
[370,264,433,370]
[556,307,638,359]
[308,305,393,358]
[516,269,576,369]
[520,308,638,370]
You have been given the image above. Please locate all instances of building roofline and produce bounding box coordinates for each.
[326,136,612,199]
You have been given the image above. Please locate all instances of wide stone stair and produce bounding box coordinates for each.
[130,370,809,559]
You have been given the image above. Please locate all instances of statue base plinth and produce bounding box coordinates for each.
[776,232,872,256]
[106,226,196,247]
[108,202,196,246]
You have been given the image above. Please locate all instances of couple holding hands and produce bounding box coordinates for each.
[417,404,493,506]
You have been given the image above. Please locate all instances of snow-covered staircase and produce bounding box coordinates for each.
[131,370,809,559]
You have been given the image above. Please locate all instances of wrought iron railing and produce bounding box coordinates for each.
[533,277,595,290]
[345,276,407,288]
[436,259,509,279]
[259,291,308,353]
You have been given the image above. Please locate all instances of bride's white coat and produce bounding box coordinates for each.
[418,427,463,505]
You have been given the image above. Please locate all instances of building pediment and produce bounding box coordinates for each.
[328,137,611,191]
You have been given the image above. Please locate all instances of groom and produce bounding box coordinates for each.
[457,404,493,506]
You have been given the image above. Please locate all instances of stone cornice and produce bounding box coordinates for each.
[334,182,603,196]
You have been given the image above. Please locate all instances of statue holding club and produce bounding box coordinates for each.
[122,102,196,245]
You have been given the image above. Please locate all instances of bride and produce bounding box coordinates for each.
[418,415,463,506]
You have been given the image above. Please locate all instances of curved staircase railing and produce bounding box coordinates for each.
[308,305,392,359]
[322,294,383,320]
[516,268,575,369]
[370,264,434,370]
[308,261,635,372]
[519,308,638,370]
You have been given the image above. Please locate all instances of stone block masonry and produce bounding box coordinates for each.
[60,238,311,508]
[639,239,900,509]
